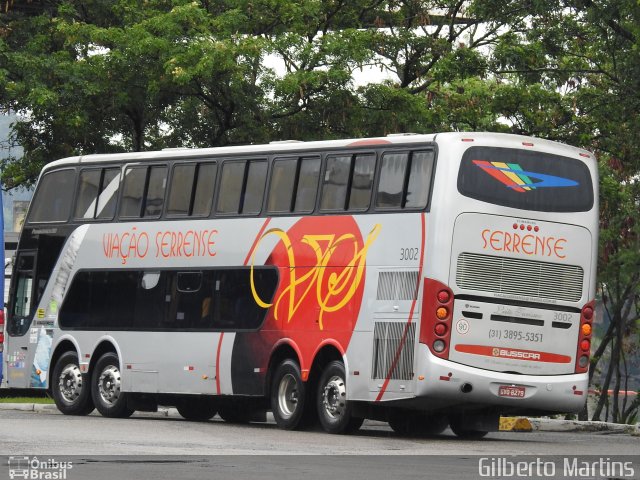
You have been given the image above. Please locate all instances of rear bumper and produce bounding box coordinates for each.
[415,344,588,414]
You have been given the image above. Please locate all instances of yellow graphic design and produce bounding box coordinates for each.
[250,224,381,330]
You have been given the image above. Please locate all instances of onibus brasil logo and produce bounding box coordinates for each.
[473,160,579,192]
[8,456,73,479]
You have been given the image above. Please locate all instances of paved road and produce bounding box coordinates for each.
[1,409,638,479]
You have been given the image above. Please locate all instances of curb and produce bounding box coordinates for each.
[0,403,58,412]
[499,417,533,432]
[500,416,640,435]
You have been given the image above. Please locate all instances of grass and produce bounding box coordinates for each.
[0,396,54,404]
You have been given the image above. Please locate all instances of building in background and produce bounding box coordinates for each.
[0,115,33,262]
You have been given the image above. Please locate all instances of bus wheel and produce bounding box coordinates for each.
[51,351,94,416]
[270,359,308,430]
[389,413,447,436]
[91,352,134,418]
[449,416,489,439]
[317,360,363,434]
[177,397,217,421]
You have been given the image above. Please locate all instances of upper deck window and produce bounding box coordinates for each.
[74,167,121,220]
[167,162,217,217]
[216,159,267,215]
[27,169,76,223]
[457,146,594,212]
[320,153,375,211]
[376,150,435,210]
[119,165,168,218]
[267,157,320,214]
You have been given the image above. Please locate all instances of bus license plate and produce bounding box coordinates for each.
[499,386,526,398]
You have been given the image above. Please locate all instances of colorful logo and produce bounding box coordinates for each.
[473,160,578,193]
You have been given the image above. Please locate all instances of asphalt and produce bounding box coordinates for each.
[0,402,638,435]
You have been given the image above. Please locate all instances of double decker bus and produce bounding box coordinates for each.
[4,132,597,436]
[0,192,4,387]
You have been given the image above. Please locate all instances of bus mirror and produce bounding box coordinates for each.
[141,272,161,290]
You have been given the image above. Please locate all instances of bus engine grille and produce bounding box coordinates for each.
[455,252,584,302]
[372,322,416,380]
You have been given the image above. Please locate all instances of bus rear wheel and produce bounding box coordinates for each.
[388,412,448,437]
[317,361,363,434]
[449,416,489,439]
[177,397,217,421]
[91,352,134,418]
[270,359,310,430]
[51,351,94,416]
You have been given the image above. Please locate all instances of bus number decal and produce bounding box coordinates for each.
[400,247,419,261]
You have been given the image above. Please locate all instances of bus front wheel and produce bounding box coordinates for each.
[317,360,363,434]
[91,352,134,418]
[51,351,94,416]
[270,359,309,430]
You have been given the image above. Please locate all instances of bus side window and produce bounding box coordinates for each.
[120,167,147,217]
[376,150,434,210]
[320,155,350,210]
[217,161,245,214]
[74,169,101,219]
[95,168,121,220]
[217,160,266,215]
[294,157,320,212]
[267,157,320,214]
[405,151,435,209]
[242,161,267,215]
[119,165,167,218]
[320,153,375,212]
[348,153,375,210]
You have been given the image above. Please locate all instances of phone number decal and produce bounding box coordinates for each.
[489,329,543,343]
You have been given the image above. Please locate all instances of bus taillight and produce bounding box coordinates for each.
[0,308,4,349]
[575,301,595,373]
[420,278,453,360]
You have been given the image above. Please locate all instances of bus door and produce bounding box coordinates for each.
[5,251,36,388]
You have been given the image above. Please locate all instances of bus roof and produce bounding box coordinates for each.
[41,132,593,172]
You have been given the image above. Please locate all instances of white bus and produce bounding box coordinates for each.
[2,132,598,436]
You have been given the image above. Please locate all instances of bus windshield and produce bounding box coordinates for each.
[457,146,594,212]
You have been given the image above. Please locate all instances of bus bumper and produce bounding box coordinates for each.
[415,345,588,414]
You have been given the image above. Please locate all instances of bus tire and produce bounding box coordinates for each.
[51,351,94,416]
[177,397,217,421]
[317,360,363,434]
[449,416,489,439]
[91,352,134,418]
[388,413,447,436]
[270,359,309,430]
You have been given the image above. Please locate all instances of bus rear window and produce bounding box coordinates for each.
[457,146,594,212]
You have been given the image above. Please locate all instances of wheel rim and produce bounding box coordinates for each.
[98,365,122,406]
[321,375,346,420]
[58,364,84,404]
[277,373,299,418]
